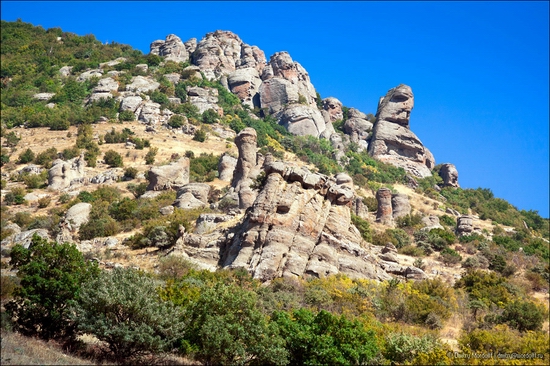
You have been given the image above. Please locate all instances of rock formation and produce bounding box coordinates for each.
[173,183,211,209]
[279,104,327,138]
[231,128,262,209]
[368,84,435,178]
[218,153,237,182]
[456,215,474,236]
[344,108,374,151]
[150,34,189,63]
[322,97,343,122]
[186,86,220,114]
[227,68,262,108]
[438,163,459,188]
[48,154,86,191]
[376,188,393,225]
[220,161,391,282]
[421,215,444,231]
[147,157,190,191]
[391,193,411,219]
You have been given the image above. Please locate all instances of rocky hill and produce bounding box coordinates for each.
[1,21,548,285]
[1,20,549,365]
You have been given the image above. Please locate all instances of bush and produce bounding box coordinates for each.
[78,201,120,240]
[71,267,186,360]
[351,214,372,242]
[123,166,138,179]
[202,108,219,124]
[439,247,462,266]
[103,150,123,167]
[5,234,99,339]
[127,182,147,198]
[22,171,47,189]
[168,114,186,128]
[499,300,547,332]
[37,196,51,208]
[144,147,158,165]
[118,109,135,121]
[193,128,207,142]
[33,147,58,168]
[189,153,219,183]
[384,333,441,364]
[61,146,80,160]
[17,148,35,164]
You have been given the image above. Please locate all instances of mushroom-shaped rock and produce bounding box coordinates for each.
[391,193,411,219]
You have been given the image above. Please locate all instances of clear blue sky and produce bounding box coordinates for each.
[2,1,549,218]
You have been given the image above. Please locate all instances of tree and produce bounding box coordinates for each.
[499,300,547,332]
[103,149,123,167]
[144,146,158,164]
[181,282,288,365]
[5,234,99,339]
[18,148,35,164]
[273,308,379,365]
[70,267,186,360]
[193,128,207,142]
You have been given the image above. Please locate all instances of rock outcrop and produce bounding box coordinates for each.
[376,188,393,225]
[368,84,435,178]
[186,87,220,114]
[456,215,473,236]
[344,108,374,151]
[126,76,160,93]
[279,104,327,138]
[220,161,391,282]
[173,183,211,209]
[231,128,262,209]
[48,154,86,191]
[322,97,343,122]
[227,68,262,108]
[439,163,459,188]
[147,157,190,191]
[391,193,411,219]
[150,34,189,63]
[218,153,237,182]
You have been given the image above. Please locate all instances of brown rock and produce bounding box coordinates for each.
[456,215,474,235]
[322,97,343,122]
[376,188,393,224]
[391,193,411,219]
[439,163,460,188]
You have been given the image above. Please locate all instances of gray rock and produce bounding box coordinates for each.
[120,95,143,113]
[195,213,233,235]
[228,67,262,108]
[33,92,55,101]
[376,188,393,225]
[160,205,175,216]
[323,97,343,122]
[59,66,73,77]
[63,202,92,230]
[90,169,122,184]
[173,183,211,209]
[456,215,474,235]
[138,101,162,125]
[147,157,190,191]
[187,86,219,114]
[258,77,298,115]
[1,229,50,249]
[77,69,103,82]
[164,73,181,84]
[421,215,444,231]
[150,34,189,63]
[439,163,460,188]
[391,193,411,219]
[48,154,87,191]
[218,153,238,181]
[126,76,160,93]
[368,84,435,178]
[279,104,327,138]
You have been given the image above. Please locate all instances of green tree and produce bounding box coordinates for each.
[5,234,99,339]
[182,282,288,365]
[499,300,547,332]
[144,146,158,164]
[70,267,186,360]
[18,148,35,164]
[273,308,379,365]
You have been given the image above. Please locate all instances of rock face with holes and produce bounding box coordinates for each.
[220,161,392,282]
[48,154,87,191]
[368,84,435,178]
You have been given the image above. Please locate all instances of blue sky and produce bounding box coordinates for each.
[2,1,549,218]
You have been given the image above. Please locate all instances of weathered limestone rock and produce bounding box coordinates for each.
[164,73,181,84]
[33,92,55,101]
[279,104,327,138]
[99,57,126,68]
[227,68,262,108]
[376,188,393,225]
[138,100,162,125]
[160,205,174,216]
[120,95,143,113]
[126,76,160,93]
[90,169,122,184]
[323,97,343,122]
[439,163,460,188]
[63,202,92,231]
[368,84,435,178]
[351,197,368,219]
[147,157,190,191]
[220,162,392,282]
[150,34,189,63]
[0,229,50,249]
[59,66,73,77]
[48,154,86,191]
[173,183,211,209]
[391,193,411,219]
[456,215,474,236]
[421,215,444,231]
[195,213,233,235]
[77,69,103,82]
[218,153,237,181]
[187,86,220,114]
[231,128,261,209]
[258,77,298,115]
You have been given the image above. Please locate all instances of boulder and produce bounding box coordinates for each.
[391,193,411,219]
[150,34,189,63]
[138,100,162,125]
[63,202,92,230]
[33,92,55,101]
[279,104,327,138]
[160,205,174,216]
[322,97,343,122]
[48,154,86,191]
[163,73,181,84]
[77,69,103,82]
[147,157,190,191]
[421,215,444,231]
[195,213,233,235]
[231,128,261,209]
[18,164,44,176]
[456,215,474,236]
[351,197,368,219]
[90,169,122,184]
[59,66,73,77]
[375,188,393,225]
[0,229,50,249]
[368,84,435,178]
[126,76,160,93]
[439,163,460,188]
[258,77,298,114]
[187,86,220,114]
[173,183,211,209]
[193,30,245,79]
[218,153,238,182]
[120,95,143,113]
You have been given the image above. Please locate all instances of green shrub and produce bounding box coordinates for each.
[37,196,51,208]
[387,228,411,249]
[189,153,219,183]
[273,308,378,365]
[4,131,21,147]
[396,213,424,228]
[33,147,58,168]
[17,148,35,164]
[439,247,462,266]
[123,166,138,179]
[363,196,378,212]
[5,234,99,339]
[202,108,219,124]
[71,267,186,360]
[22,171,47,189]
[127,182,147,198]
[118,109,135,121]
[193,128,207,142]
[429,228,456,245]
[103,149,123,167]
[439,214,456,227]
[499,300,548,332]
[61,146,80,160]
[351,214,372,242]
[384,333,441,363]
[144,146,158,164]
[168,114,185,128]
[78,201,120,240]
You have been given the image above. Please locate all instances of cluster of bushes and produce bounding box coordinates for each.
[189,152,219,182]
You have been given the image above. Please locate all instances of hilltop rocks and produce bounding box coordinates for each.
[259,78,298,115]
[344,109,374,151]
[368,84,435,178]
[120,95,143,114]
[48,154,86,191]
[150,34,189,63]
[147,157,190,191]
[89,77,118,102]
[228,68,262,108]
[439,163,459,188]
[220,161,391,282]
[279,104,327,138]
[323,97,343,122]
